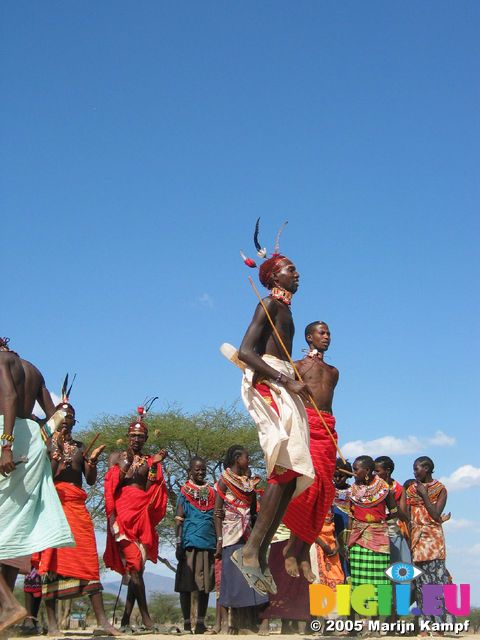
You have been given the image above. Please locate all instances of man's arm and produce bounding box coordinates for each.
[37,378,56,420]
[239,300,310,402]
[0,355,18,476]
[83,444,105,486]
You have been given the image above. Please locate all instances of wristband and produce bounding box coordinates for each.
[217,536,223,541]
[1,433,14,443]
[274,371,285,384]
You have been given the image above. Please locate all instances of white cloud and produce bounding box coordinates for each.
[428,430,456,446]
[469,543,480,556]
[341,430,455,459]
[444,518,476,530]
[438,465,480,492]
[197,293,214,309]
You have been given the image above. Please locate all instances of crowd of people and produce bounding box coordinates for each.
[0,221,451,636]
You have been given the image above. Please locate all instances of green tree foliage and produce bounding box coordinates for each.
[76,404,264,553]
[145,593,182,624]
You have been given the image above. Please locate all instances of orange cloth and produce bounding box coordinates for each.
[407,480,446,562]
[103,460,168,575]
[282,408,337,544]
[316,508,345,589]
[38,482,99,581]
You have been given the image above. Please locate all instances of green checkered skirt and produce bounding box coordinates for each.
[349,544,390,587]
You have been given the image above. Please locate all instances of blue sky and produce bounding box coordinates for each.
[2,1,479,602]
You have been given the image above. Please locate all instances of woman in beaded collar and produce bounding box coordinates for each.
[174,457,216,634]
[215,445,268,634]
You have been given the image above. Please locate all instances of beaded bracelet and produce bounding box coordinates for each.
[1,433,14,443]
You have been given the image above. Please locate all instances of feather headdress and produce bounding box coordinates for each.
[128,396,159,435]
[240,218,291,289]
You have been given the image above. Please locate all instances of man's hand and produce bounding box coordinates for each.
[89,445,106,463]
[151,449,167,464]
[215,540,223,560]
[0,448,15,477]
[284,378,311,404]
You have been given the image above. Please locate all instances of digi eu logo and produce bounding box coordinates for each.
[309,562,471,618]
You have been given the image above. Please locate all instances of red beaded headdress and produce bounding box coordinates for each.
[128,396,158,435]
[240,218,291,290]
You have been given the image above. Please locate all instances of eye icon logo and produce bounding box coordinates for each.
[385,562,423,583]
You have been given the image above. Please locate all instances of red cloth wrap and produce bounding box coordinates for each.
[258,255,290,288]
[282,408,337,544]
[38,482,99,581]
[391,479,403,502]
[103,459,168,575]
[118,540,143,573]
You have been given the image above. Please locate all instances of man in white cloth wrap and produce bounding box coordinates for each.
[231,222,314,595]
[0,337,73,633]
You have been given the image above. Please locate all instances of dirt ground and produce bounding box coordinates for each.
[3,631,469,640]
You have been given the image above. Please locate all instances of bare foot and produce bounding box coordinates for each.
[227,627,238,635]
[0,602,27,633]
[299,559,316,583]
[258,620,270,637]
[284,555,300,577]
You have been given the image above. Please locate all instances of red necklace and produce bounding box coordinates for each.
[270,287,292,305]
[181,480,215,511]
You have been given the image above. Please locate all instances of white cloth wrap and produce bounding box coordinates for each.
[0,416,74,561]
[241,354,314,499]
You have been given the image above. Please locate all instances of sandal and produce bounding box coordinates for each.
[262,567,278,595]
[230,548,269,596]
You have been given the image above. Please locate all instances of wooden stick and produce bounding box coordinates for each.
[248,276,348,464]
[83,433,100,458]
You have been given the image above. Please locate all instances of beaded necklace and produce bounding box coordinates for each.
[223,468,256,493]
[350,475,389,507]
[52,434,78,467]
[125,452,149,474]
[62,440,78,466]
[181,480,215,511]
[270,287,292,305]
[220,468,256,507]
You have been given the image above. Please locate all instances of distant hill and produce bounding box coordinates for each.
[102,571,176,598]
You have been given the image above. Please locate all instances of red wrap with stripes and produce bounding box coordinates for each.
[38,482,99,581]
[282,408,337,544]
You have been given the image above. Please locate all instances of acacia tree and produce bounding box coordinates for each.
[77,404,264,564]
